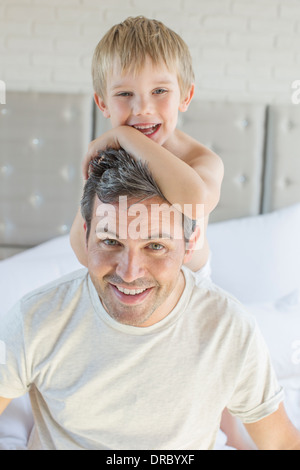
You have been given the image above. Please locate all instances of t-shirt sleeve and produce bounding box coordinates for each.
[227,321,284,424]
[0,302,30,398]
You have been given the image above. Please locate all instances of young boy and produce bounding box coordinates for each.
[70,16,224,277]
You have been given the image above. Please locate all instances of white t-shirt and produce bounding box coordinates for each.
[0,267,283,450]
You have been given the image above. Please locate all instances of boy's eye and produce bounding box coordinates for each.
[153,88,167,95]
[116,92,132,97]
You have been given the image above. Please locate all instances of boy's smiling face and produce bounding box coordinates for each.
[95,56,194,147]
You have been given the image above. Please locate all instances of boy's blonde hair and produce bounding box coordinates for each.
[92,16,195,99]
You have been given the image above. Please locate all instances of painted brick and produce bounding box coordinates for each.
[5,5,56,21]
[0,0,298,104]
[202,15,248,32]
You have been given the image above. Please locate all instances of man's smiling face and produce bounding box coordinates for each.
[86,195,192,327]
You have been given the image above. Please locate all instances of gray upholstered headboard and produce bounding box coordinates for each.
[1,91,300,259]
[0,92,93,259]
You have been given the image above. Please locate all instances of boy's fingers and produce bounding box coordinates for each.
[82,136,108,178]
[82,157,90,180]
[82,146,96,179]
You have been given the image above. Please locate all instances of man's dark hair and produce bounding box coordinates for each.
[81,148,196,242]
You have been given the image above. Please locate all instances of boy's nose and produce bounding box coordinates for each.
[132,95,153,116]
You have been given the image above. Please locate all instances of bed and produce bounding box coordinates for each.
[0,92,300,450]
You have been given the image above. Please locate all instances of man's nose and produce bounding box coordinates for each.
[115,250,146,283]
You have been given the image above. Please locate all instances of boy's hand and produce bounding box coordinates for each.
[82,128,122,179]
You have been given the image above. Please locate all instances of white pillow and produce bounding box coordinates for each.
[207,203,300,303]
[246,290,300,387]
[0,235,81,319]
[0,236,81,449]
[245,289,300,429]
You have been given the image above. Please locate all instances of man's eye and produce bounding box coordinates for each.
[148,243,164,251]
[102,239,120,246]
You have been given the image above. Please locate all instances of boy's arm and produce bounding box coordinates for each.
[83,126,224,220]
[70,208,88,267]
[244,403,300,450]
[0,397,12,415]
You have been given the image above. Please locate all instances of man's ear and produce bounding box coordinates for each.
[179,83,195,113]
[83,222,89,250]
[94,93,110,119]
[183,224,201,263]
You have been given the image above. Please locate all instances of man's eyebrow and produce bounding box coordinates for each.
[149,233,174,240]
[95,229,174,240]
[95,229,119,238]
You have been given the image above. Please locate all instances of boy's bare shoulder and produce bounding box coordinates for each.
[170,128,222,166]
[169,129,224,205]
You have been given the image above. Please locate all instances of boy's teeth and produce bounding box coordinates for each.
[133,124,159,135]
[116,286,147,295]
[134,124,155,129]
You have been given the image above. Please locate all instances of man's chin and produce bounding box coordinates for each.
[89,275,172,327]
[96,284,158,327]
[103,301,157,327]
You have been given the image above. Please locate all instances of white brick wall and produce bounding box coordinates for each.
[0,0,299,103]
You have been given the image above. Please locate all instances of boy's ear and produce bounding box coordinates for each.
[179,84,195,113]
[94,93,110,119]
[183,224,201,263]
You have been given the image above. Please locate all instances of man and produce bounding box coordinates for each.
[0,149,299,450]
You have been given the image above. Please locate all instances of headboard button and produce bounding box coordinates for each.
[29,192,44,208]
[60,165,75,182]
[235,174,248,185]
[59,224,69,234]
[237,118,250,129]
[1,165,13,177]
[282,119,295,132]
[30,138,43,148]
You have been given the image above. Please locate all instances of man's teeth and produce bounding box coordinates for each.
[115,286,147,295]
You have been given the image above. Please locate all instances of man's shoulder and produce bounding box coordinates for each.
[20,268,89,308]
[185,268,256,333]
[1,269,90,347]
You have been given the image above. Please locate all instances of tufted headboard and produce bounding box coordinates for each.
[0,91,300,259]
[0,92,93,259]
